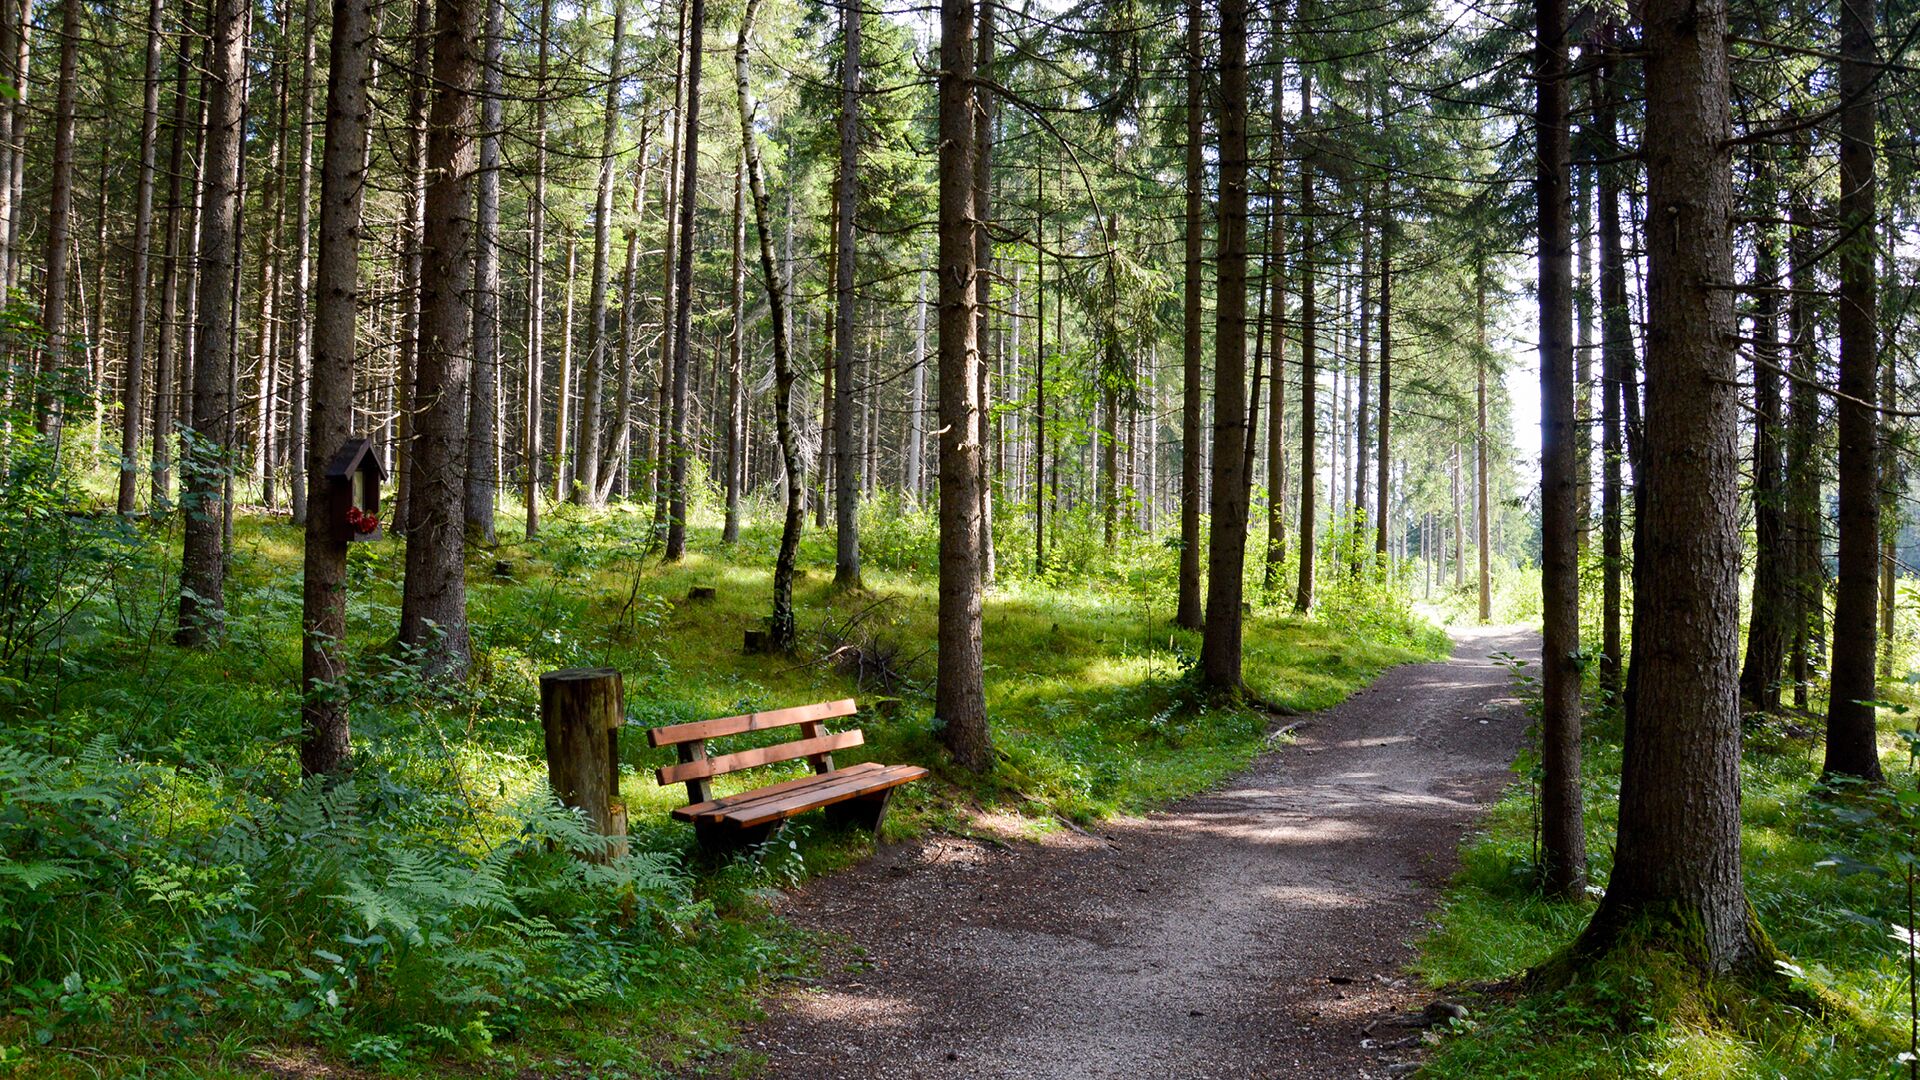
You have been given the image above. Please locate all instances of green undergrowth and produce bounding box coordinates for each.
[0,483,1442,1078]
[1414,683,1919,1078]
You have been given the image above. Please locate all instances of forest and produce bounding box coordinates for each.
[0,0,1918,1068]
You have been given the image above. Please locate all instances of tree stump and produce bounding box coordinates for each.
[539,667,628,862]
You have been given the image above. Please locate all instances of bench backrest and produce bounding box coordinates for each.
[648,699,860,802]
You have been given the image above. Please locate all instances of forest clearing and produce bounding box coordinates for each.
[1,0,1919,1070]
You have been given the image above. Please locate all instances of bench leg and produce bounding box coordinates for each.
[824,788,895,837]
[693,818,781,856]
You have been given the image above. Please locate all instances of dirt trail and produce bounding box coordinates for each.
[738,625,1538,1079]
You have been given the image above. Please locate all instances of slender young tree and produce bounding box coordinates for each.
[1578,0,1771,971]
[398,0,479,675]
[175,0,246,646]
[300,0,374,776]
[1824,0,1885,783]
[936,0,990,771]
[1595,24,1631,690]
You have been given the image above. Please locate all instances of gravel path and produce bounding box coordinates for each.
[738,624,1538,1079]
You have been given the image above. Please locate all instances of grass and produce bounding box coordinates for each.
[0,486,1445,1078]
[1412,678,1919,1079]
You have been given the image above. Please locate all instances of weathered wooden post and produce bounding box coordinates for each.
[538,667,628,861]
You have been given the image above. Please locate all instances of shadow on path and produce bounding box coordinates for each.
[732,624,1539,1079]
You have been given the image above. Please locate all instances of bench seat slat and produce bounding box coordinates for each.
[647,699,858,748]
[655,729,864,786]
[709,765,929,829]
[671,761,887,821]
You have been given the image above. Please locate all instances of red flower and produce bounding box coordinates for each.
[345,506,379,534]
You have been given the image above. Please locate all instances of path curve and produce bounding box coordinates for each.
[740,624,1537,1079]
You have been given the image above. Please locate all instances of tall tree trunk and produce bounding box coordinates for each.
[175,0,244,646]
[252,41,288,509]
[1825,0,1885,782]
[0,0,27,287]
[735,0,801,647]
[1176,0,1205,630]
[1738,166,1786,710]
[1535,0,1586,897]
[653,0,687,538]
[464,0,501,543]
[723,148,744,543]
[119,0,168,514]
[936,0,990,770]
[398,0,479,675]
[288,0,316,525]
[1476,254,1491,622]
[974,0,996,583]
[574,0,623,507]
[300,0,373,775]
[663,0,702,560]
[152,10,192,509]
[1784,140,1817,710]
[1580,0,1769,971]
[1199,0,1249,693]
[34,0,80,441]
[393,0,432,533]
[1374,198,1391,558]
[829,0,861,585]
[1265,29,1288,585]
[907,271,926,502]
[1596,26,1630,691]
[1032,169,1046,572]
[1293,62,1317,613]
[523,0,550,539]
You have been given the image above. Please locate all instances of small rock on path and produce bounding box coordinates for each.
[737,624,1537,1079]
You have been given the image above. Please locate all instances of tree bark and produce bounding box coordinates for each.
[1176,0,1205,630]
[1535,0,1586,898]
[175,0,245,646]
[1824,0,1884,782]
[1293,62,1318,613]
[974,0,996,583]
[464,0,501,544]
[288,0,316,525]
[830,0,861,585]
[523,0,550,539]
[1738,167,1786,711]
[735,0,801,647]
[1596,25,1631,691]
[663,0,702,561]
[151,11,191,509]
[1784,139,1817,711]
[574,0,623,507]
[34,0,80,442]
[1199,0,1249,692]
[1580,0,1769,971]
[119,0,168,514]
[1476,254,1491,622]
[723,147,745,543]
[936,0,990,771]
[398,0,479,675]
[300,0,372,775]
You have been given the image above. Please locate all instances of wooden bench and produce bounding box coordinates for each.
[648,698,927,851]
